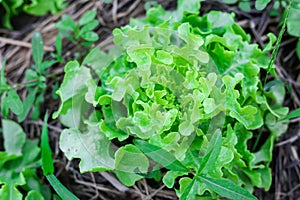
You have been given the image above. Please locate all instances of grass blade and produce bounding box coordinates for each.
[280,107,300,121]
[263,0,293,86]
[46,174,79,200]
[41,111,54,175]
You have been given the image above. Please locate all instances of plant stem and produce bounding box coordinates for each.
[264,0,293,87]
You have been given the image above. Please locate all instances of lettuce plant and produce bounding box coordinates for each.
[54,1,289,199]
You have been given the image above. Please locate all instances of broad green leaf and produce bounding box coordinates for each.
[253,135,274,165]
[222,74,263,129]
[3,139,40,174]
[18,87,38,122]
[207,11,234,29]
[81,31,99,42]
[163,171,188,188]
[209,146,234,177]
[40,60,57,72]
[82,48,113,76]
[134,139,188,172]
[59,95,85,129]
[241,168,262,188]
[257,168,272,190]
[59,127,114,172]
[25,190,45,200]
[2,119,26,156]
[55,15,76,31]
[114,144,149,186]
[7,89,23,115]
[46,174,79,200]
[0,170,26,200]
[79,10,97,26]
[0,184,22,200]
[32,31,44,71]
[178,23,204,49]
[22,168,51,200]
[265,113,288,138]
[41,111,54,175]
[79,20,99,35]
[198,175,257,200]
[23,0,65,16]
[0,152,19,169]
[255,0,271,10]
[287,7,300,37]
[234,123,255,166]
[53,61,91,119]
[99,120,129,141]
[141,0,201,25]
[156,50,173,64]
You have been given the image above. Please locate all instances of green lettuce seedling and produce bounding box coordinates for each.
[54,1,289,199]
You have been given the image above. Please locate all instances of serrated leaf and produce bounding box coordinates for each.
[198,175,257,200]
[59,127,114,172]
[134,139,188,172]
[2,119,26,156]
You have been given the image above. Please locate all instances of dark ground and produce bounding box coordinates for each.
[1,0,300,199]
